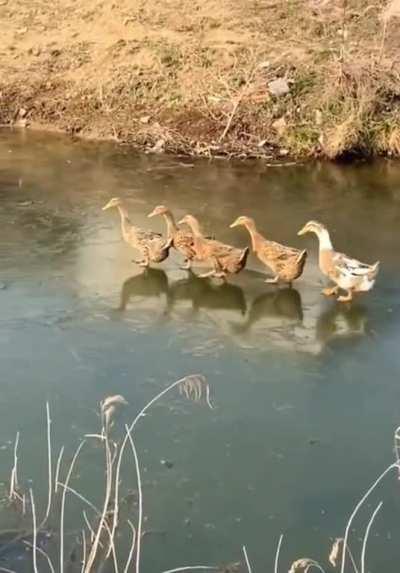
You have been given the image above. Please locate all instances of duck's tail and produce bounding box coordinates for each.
[296,249,307,264]
[368,261,380,279]
[240,246,250,264]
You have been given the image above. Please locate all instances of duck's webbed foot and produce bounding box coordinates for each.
[199,270,215,279]
[322,285,339,297]
[265,275,279,284]
[180,259,192,270]
[337,289,353,303]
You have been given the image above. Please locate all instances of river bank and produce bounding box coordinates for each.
[1,0,400,160]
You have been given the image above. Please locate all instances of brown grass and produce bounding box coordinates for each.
[0,0,399,159]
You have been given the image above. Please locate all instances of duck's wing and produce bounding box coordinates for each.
[333,252,376,278]
[260,240,301,264]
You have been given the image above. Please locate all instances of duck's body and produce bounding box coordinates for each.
[230,216,307,284]
[148,205,196,268]
[298,220,379,302]
[179,214,249,279]
[103,198,172,266]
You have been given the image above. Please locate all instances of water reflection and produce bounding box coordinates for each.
[231,288,303,334]
[115,268,371,355]
[316,302,369,345]
[169,271,247,315]
[118,269,170,311]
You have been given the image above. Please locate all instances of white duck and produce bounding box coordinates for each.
[298,220,379,302]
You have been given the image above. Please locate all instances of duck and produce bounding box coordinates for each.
[147,204,196,269]
[102,197,172,266]
[178,214,249,279]
[230,216,307,285]
[297,220,379,302]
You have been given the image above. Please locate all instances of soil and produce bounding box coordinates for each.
[1,0,400,159]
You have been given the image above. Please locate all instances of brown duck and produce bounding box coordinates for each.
[230,216,307,284]
[102,197,172,266]
[147,205,196,269]
[178,214,249,279]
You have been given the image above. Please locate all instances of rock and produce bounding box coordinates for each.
[279,148,290,156]
[150,139,165,153]
[272,116,287,135]
[18,108,27,118]
[139,115,150,124]
[268,77,290,97]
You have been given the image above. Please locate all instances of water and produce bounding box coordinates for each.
[0,129,400,572]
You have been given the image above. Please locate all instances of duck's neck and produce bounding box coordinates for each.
[187,218,203,238]
[162,211,178,239]
[244,220,263,252]
[316,228,333,251]
[116,205,132,241]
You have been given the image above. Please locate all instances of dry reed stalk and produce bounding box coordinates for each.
[43,402,53,525]
[83,511,96,543]
[24,541,56,573]
[59,483,119,572]
[242,546,252,573]
[0,568,17,573]
[274,534,284,573]
[55,446,65,494]
[161,568,219,573]
[9,432,20,500]
[81,530,87,573]
[360,501,383,573]
[60,441,86,573]
[29,488,39,573]
[84,435,117,573]
[123,520,136,573]
[125,425,142,573]
[110,376,193,547]
[340,462,398,573]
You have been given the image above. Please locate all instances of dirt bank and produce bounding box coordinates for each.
[1,0,400,159]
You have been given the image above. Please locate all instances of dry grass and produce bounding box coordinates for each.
[0,0,399,158]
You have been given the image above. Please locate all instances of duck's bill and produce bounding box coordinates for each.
[229,219,240,228]
[177,218,185,225]
[102,203,112,211]
[147,208,157,218]
[297,225,308,236]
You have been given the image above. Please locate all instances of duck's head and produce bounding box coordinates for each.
[178,214,197,227]
[230,216,254,228]
[298,220,327,237]
[148,204,169,218]
[102,197,122,211]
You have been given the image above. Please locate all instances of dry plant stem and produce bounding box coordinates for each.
[110,377,189,546]
[274,534,284,573]
[123,520,136,573]
[340,463,398,573]
[43,402,53,525]
[59,483,116,563]
[83,510,96,542]
[55,446,65,494]
[24,542,56,573]
[29,488,39,573]
[161,568,219,573]
[60,440,86,573]
[360,501,383,573]
[0,568,17,573]
[84,435,116,573]
[9,432,20,499]
[125,425,143,573]
[242,546,252,573]
[81,530,87,573]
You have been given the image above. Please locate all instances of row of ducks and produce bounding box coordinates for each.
[102,197,380,303]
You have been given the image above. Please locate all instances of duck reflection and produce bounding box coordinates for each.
[117,269,247,318]
[169,270,247,315]
[316,302,369,345]
[231,287,303,334]
[118,268,170,311]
